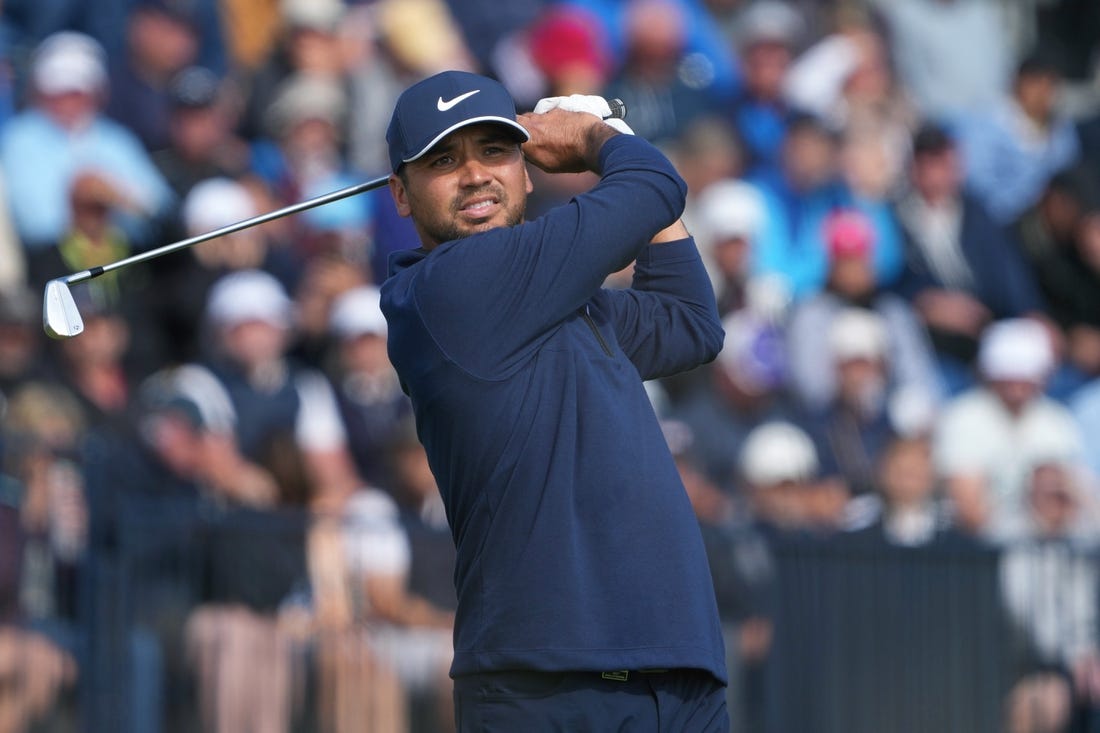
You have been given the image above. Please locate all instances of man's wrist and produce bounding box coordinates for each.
[585,124,620,172]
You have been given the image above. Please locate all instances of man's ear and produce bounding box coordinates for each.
[389,174,411,217]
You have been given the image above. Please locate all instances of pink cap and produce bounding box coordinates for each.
[824,210,874,259]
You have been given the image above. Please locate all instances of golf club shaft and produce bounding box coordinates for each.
[61,175,391,286]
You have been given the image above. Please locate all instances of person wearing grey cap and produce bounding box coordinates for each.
[381,70,728,729]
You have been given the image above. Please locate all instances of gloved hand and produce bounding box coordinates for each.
[533,94,634,135]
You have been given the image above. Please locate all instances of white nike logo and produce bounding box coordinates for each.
[437,90,481,111]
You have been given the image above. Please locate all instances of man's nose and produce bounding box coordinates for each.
[457,156,492,186]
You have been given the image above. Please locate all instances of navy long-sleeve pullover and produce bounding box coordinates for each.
[381,133,727,681]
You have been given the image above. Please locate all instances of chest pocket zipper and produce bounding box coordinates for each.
[581,306,613,357]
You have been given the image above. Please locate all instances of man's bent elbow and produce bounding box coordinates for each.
[700,319,725,364]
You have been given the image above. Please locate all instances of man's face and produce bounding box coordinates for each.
[389,123,532,250]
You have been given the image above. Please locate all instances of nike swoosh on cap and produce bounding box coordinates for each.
[437,89,481,111]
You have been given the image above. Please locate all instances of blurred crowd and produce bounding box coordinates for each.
[0,0,1099,731]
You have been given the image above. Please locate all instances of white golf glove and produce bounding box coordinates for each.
[533,94,634,135]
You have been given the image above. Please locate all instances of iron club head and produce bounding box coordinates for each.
[43,279,84,339]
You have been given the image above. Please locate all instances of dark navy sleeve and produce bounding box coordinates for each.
[407,134,687,378]
[596,237,724,380]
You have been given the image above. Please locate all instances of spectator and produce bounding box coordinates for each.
[806,308,901,497]
[305,486,408,733]
[933,319,1085,542]
[675,116,748,222]
[0,31,174,252]
[326,285,411,492]
[105,0,203,152]
[871,0,1015,121]
[954,51,1081,225]
[185,269,361,504]
[1016,167,1100,389]
[844,436,960,547]
[0,384,84,731]
[893,122,1047,393]
[1000,461,1100,733]
[668,309,802,493]
[237,0,348,142]
[44,295,144,440]
[524,4,613,98]
[0,286,46,398]
[600,0,723,147]
[739,420,845,535]
[186,429,309,733]
[786,209,943,412]
[724,0,803,182]
[84,378,251,733]
[691,178,767,316]
[250,73,372,263]
[289,254,367,370]
[784,15,918,168]
[152,66,251,202]
[26,171,137,309]
[386,417,456,616]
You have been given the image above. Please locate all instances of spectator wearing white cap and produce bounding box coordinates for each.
[182,269,362,505]
[0,31,174,250]
[805,308,907,497]
[693,179,767,316]
[933,318,1086,540]
[326,285,412,490]
[740,420,847,534]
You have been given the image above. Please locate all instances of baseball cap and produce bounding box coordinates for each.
[182,178,256,236]
[32,31,107,96]
[386,70,530,173]
[740,421,819,486]
[736,0,803,49]
[978,318,1054,383]
[205,270,292,328]
[330,285,387,339]
[827,307,888,363]
[824,209,874,259]
[697,180,766,242]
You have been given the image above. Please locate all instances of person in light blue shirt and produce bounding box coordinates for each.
[0,32,173,251]
[954,52,1080,225]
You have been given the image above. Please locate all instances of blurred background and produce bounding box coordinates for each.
[1,0,1100,731]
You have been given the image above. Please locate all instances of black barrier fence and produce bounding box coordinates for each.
[5,514,1100,733]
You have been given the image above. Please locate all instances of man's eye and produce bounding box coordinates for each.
[430,155,454,167]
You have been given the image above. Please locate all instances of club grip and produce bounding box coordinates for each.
[605,98,627,120]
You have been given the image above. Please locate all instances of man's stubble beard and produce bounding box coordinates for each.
[422,187,527,245]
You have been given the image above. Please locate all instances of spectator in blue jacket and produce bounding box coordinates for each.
[381,71,728,730]
[893,122,1048,393]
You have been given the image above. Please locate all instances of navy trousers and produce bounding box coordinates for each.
[453,668,729,732]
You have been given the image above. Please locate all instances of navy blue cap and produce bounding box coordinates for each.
[386,70,529,173]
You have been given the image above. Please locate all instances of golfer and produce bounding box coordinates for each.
[381,70,729,731]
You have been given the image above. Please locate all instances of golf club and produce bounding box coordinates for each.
[43,98,628,339]
[43,175,390,339]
